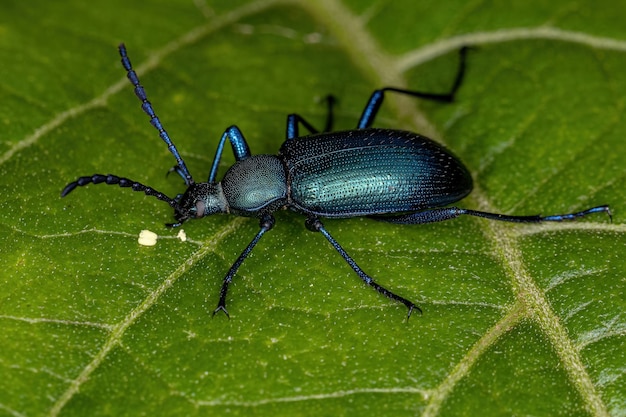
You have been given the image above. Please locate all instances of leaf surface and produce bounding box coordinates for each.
[1,1,625,416]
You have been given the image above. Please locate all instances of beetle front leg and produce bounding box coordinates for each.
[208,126,253,183]
[305,217,421,319]
[213,214,275,318]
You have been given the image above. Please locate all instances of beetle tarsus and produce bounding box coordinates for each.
[212,305,230,319]
[406,303,422,321]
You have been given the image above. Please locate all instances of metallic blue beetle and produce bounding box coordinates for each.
[62,45,610,319]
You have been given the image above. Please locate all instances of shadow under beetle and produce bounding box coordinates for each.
[62,44,611,319]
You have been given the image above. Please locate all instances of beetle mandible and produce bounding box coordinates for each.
[61,44,611,319]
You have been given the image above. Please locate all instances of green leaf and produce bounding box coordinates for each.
[1,1,624,416]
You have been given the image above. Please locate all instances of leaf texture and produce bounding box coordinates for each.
[0,1,625,416]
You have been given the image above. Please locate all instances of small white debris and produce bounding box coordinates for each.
[138,229,158,246]
[177,229,187,242]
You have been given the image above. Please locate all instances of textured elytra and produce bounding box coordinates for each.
[280,128,472,217]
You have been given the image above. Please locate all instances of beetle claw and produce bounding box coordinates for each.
[406,303,422,321]
[212,305,230,319]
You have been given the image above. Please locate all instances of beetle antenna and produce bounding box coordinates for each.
[118,43,194,186]
[61,174,177,207]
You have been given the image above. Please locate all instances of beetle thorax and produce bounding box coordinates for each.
[221,154,288,216]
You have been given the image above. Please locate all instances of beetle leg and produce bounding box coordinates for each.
[305,217,421,320]
[369,208,468,224]
[167,165,191,184]
[372,205,611,225]
[213,214,275,318]
[286,114,319,139]
[357,46,470,129]
[208,125,252,183]
[286,95,336,139]
[457,205,612,223]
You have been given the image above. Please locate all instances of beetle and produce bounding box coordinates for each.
[62,44,610,319]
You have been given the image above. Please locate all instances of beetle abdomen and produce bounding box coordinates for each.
[280,128,472,217]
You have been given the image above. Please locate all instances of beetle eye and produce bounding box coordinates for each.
[195,200,205,218]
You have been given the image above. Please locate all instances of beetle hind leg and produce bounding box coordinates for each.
[371,205,611,225]
[357,46,470,129]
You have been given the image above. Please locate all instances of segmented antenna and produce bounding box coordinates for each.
[118,43,194,185]
[61,174,177,207]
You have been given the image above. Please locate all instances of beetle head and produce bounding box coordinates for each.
[170,182,228,226]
